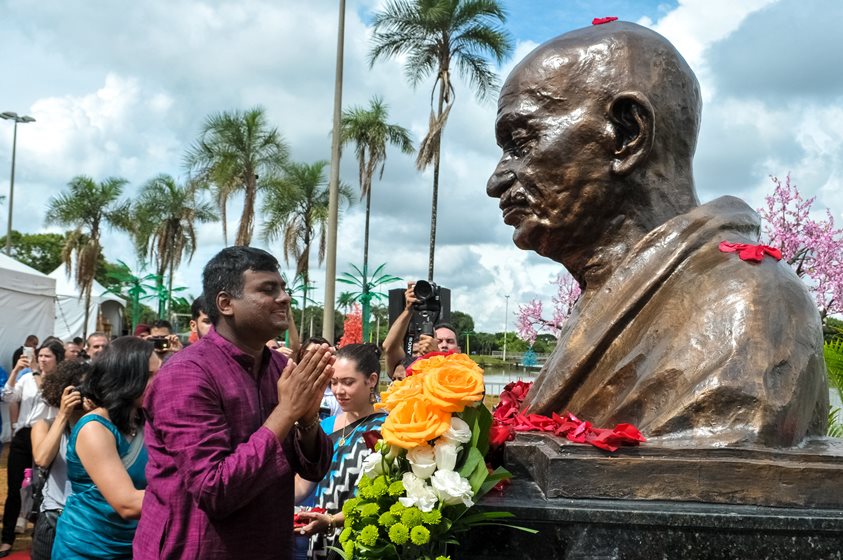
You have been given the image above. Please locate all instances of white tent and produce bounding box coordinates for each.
[0,253,56,372]
[49,266,126,342]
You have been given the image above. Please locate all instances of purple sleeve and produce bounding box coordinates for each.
[146,361,295,519]
[284,426,333,482]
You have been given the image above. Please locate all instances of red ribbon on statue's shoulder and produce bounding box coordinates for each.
[719,241,782,263]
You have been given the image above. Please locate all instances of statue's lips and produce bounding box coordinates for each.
[502,205,529,225]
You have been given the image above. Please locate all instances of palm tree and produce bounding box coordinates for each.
[338,291,356,314]
[337,262,402,341]
[370,0,513,280]
[131,174,218,316]
[184,106,289,246]
[45,176,132,337]
[261,161,353,330]
[340,96,413,325]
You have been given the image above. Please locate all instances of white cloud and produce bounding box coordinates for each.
[1,0,840,334]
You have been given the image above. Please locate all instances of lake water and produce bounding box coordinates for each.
[481,365,538,395]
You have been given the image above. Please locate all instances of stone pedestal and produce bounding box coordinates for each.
[459,434,843,559]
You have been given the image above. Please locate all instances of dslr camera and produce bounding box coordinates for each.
[388,281,451,358]
[411,280,441,337]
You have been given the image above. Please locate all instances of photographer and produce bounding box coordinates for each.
[148,320,183,360]
[383,282,458,380]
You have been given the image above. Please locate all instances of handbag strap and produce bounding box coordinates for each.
[122,429,144,469]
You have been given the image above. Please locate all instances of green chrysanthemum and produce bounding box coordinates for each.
[388,522,409,545]
[400,507,423,528]
[378,512,398,528]
[388,481,405,497]
[410,525,431,546]
[343,540,355,558]
[370,477,388,499]
[359,502,380,518]
[357,525,380,548]
[339,527,353,544]
[435,556,451,560]
[358,474,372,489]
[421,509,442,526]
[359,485,377,500]
[342,497,361,518]
[389,502,406,515]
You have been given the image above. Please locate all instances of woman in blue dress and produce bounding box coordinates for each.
[52,337,162,559]
[295,343,387,559]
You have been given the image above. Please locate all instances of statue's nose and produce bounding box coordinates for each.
[487,166,516,198]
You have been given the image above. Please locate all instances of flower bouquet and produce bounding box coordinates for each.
[331,353,535,560]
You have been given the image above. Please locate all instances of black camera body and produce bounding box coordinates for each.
[388,281,451,358]
[149,336,170,352]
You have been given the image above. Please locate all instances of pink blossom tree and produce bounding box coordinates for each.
[515,272,581,345]
[758,174,843,321]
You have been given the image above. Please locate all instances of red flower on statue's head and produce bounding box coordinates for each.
[592,16,618,25]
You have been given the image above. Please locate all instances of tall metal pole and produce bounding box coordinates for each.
[322,0,346,342]
[502,294,510,362]
[5,120,18,255]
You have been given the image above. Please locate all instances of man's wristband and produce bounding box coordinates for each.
[295,414,321,433]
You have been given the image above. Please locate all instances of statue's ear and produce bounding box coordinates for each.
[608,92,654,176]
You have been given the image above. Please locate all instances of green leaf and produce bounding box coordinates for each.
[477,467,512,498]
[459,511,516,524]
[467,452,489,494]
[460,405,493,457]
[466,523,539,534]
[457,447,483,479]
[327,546,348,560]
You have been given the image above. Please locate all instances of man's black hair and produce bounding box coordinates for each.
[82,336,154,435]
[190,295,208,320]
[434,322,459,337]
[151,319,173,332]
[202,246,280,325]
[296,336,331,363]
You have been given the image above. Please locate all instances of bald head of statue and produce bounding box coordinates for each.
[488,22,702,285]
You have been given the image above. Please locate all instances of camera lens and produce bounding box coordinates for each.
[414,280,434,301]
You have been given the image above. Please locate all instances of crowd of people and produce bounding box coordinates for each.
[0,246,463,560]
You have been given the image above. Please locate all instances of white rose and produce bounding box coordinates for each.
[399,472,439,512]
[441,416,472,444]
[361,452,384,478]
[407,443,437,479]
[430,470,474,507]
[434,439,461,472]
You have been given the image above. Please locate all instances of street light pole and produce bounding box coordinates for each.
[502,294,510,362]
[1,111,36,256]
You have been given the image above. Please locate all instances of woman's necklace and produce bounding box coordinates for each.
[338,422,349,446]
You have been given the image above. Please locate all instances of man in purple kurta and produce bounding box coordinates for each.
[134,247,334,559]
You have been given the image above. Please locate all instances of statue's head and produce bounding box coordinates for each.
[487,21,702,264]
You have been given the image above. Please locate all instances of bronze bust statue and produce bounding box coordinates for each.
[487,21,828,447]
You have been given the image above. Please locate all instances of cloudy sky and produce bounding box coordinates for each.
[1,0,841,334]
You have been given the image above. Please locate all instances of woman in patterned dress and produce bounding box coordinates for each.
[295,343,386,559]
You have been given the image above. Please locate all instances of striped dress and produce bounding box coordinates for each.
[309,412,387,559]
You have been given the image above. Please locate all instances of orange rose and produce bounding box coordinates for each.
[381,398,452,449]
[421,354,484,412]
[376,373,425,412]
